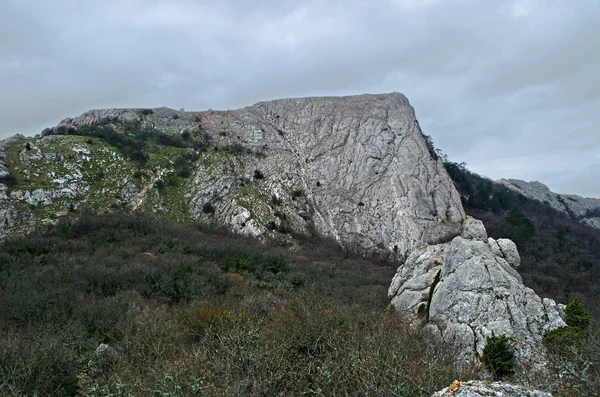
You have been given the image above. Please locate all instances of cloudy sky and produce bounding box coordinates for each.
[1,0,599,197]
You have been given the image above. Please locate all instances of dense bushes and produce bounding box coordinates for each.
[55,122,211,165]
[503,209,535,247]
[1,212,480,395]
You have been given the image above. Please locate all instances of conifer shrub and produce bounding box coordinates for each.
[544,298,592,347]
[482,334,514,379]
[253,169,264,180]
[565,298,591,333]
[202,202,215,214]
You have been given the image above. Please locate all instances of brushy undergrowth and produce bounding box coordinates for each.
[0,212,473,396]
[0,212,598,396]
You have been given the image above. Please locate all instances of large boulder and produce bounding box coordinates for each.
[432,380,552,397]
[389,218,565,367]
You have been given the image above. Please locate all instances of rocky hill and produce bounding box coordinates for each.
[0,93,463,260]
[1,93,594,394]
[498,178,600,230]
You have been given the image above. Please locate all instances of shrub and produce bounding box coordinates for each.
[253,169,264,180]
[0,174,18,186]
[291,189,304,201]
[188,306,254,337]
[271,195,282,206]
[503,209,535,247]
[565,298,591,333]
[543,326,580,346]
[482,334,514,379]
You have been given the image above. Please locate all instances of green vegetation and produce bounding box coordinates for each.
[541,300,599,396]
[202,202,215,214]
[503,209,535,247]
[253,169,264,180]
[54,122,211,166]
[0,173,18,186]
[0,212,476,396]
[565,297,592,333]
[291,188,304,200]
[544,298,592,347]
[482,335,514,379]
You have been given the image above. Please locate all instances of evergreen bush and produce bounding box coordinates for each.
[482,334,514,379]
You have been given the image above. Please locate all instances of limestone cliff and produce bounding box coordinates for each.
[498,178,600,230]
[0,93,464,259]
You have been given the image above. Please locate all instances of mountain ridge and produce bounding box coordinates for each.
[1,93,464,260]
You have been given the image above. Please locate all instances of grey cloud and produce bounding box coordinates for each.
[1,0,599,197]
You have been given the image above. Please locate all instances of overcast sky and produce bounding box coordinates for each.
[1,0,599,197]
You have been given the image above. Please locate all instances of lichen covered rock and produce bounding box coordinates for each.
[389,218,565,366]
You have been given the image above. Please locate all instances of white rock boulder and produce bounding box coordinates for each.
[432,380,552,397]
[389,218,565,367]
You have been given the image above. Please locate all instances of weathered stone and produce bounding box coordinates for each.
[87,343,119,376]
[432,380,552,397]
[13,93,464,259]
[389,218,565,367]
[487,237,502,257]
[19,144,43,163]
[389,243,445,320]
[461,217,487,241]
[0,184,7,201]
[498,178,600,231]
[497,238,520,268]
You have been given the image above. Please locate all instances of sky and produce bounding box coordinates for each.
[1,0,599,197]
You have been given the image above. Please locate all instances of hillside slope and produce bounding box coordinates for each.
[498,178,600,230]
[0,93,463,260]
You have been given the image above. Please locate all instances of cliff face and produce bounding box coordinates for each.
[0,93,464,259]
[388,218,565,367]
[498,178,600,230]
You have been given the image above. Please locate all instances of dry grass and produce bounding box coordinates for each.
[0,213,597,396]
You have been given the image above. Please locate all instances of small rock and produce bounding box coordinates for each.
[461,217,488,241]
[432,380,552,397]
[87,343,118,376]
[497,238,520,268]
[487,237,502,257]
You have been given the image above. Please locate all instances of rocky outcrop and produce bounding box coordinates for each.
[389,217,565,366]
[498,178,600,230]
[2,93,464,259]
[432,380,552,397]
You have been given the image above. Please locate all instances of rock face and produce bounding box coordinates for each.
[389,217,565,366]
[432,380,552,397]
[498,178,600,230]
[0,93,464,259]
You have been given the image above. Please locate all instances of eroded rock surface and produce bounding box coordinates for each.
[389,218,565,366]
[498,178,600,230]
[432,380,552,397]
[1,93,464,259]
